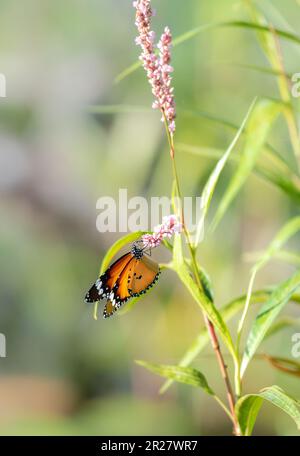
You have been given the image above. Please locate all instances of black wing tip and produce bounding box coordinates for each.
[84,289,95,303]
[84,275,110,304]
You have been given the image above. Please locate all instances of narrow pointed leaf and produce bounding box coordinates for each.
[241,270,300,376]
[236,395,263,436]
[237,217,300,337]
[236,386,300,435]
[274,250,300,267]
[136,361,214,395]
[177,143,300,204]
[211,99,282,231]
[266,317,300,339]
[254,217,300,272]
[194,99,256,247]
[87,103,295,178]
[245,2,300,162]
[227,62,291,78]
[160,290,300,393]
[115,21,300,83]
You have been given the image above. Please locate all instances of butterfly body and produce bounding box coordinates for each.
[85,243,160,318]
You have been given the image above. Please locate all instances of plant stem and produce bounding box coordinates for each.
[205,317,240,430]
[236,271,257,349]
[214,395,235,423]
[234,358,242,398]
[189,244,241,435]
[162,111,241,436]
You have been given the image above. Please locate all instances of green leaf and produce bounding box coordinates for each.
[274,250,300,267]
[172,235,236,359]
[253,217,300,271]
[236,386,300,435]
[245,2,300,162]
[226,61,292,78]
[236,395,263,436]
[181,259,215,303]
[241,269,300,377]
[198,266,214,303]
[211,99,282,231]
[179,107,291,171]
[266,317,300,339]
[256,167,300,205]
[237,217,300,344]
[258,0,300,49]
[114,61,143,84]
[160,290,300,393]
[225,21,300,45]
[193,99,256,247]
[87,103,296,179]
[99,231,145,274]
[115,21,300,83]
[178,144,226,160]
[177,143,300,204]
[136,361,214,395]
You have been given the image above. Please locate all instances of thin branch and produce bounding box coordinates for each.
[162,114,241,436]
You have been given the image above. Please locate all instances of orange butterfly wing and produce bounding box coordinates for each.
[103,257,136,318]
[103,256,160,318]
[130,255,160,296]
[104,252,133,291]
[85,248,161,318]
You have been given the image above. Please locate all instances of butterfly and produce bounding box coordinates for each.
[85,241,160,318]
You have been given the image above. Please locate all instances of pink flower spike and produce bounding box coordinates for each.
[133,0,176,136]
[141,233,161,249]
[141,215,182,249]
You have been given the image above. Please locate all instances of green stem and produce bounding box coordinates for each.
[234,358,242,398]
[162,110,241,436]
[236,270,257,351]
[214,395,235,423]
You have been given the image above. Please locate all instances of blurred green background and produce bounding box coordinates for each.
[0,0,299,436]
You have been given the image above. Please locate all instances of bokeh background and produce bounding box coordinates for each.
[0,0,299,436]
